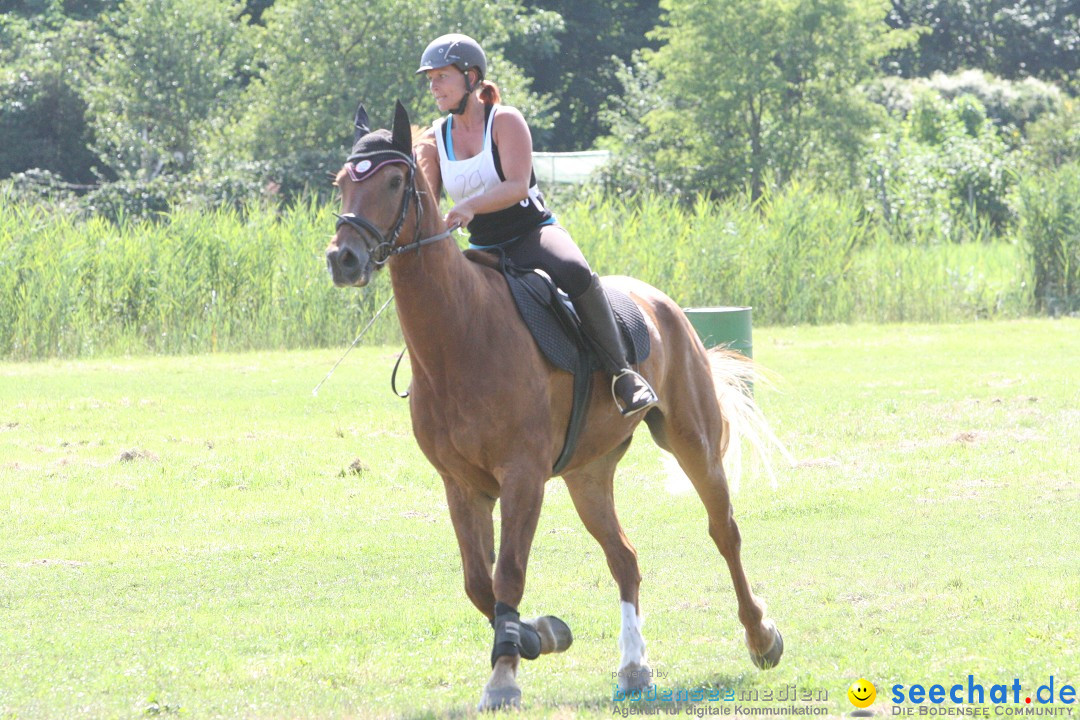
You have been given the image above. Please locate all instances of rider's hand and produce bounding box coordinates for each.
[444,201,475,231]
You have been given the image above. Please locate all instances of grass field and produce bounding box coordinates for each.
[1,319,1077,719]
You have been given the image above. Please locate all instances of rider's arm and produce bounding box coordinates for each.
[444,107,534,229]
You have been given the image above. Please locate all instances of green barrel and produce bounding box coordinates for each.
[683,306,753,357]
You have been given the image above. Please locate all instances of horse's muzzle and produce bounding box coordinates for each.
[326,243,373,287]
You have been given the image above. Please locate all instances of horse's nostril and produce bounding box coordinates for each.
[340,247,360,270]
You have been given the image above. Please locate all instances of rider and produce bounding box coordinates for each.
[414,33,658,416]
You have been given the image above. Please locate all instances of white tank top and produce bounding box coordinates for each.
[432,104,553,246]
[434,105,502,203]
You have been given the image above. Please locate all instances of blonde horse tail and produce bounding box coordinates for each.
[707,348,793,493]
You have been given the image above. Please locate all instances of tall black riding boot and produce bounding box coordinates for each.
[573,273,659,416]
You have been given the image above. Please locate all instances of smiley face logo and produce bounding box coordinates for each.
[848,678,876,708]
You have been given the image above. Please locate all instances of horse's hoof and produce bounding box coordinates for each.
[478,685,522,712]
[524,615,573,655]
[618,661,653,692]
[748,622,784,670]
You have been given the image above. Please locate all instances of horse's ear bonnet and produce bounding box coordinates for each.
[353,104,371,145]
[345,101,414,176]
[391,101,411,154]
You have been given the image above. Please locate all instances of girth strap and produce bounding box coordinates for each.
[554,350,592,474]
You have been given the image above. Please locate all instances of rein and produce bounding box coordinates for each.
[334,151,454,267]
[326,149,453,399]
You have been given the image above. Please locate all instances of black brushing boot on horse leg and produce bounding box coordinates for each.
[491,602,535,665]
[573,273,659,416]
[491,602,573,667]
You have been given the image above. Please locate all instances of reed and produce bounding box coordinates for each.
[563,184,1030,325]
[1017,161,1080,315]
[0,199,398,359]
[0,187,1034,360]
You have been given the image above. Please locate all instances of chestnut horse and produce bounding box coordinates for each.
[325,102,783,711]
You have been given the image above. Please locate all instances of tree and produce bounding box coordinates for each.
[616,0,915,200]
[217,0,555,198]
[0,0,116,20]
[0,4,112,183]
[83,0,255,179]
[993,2,1080,87]
[506,0,661,151]
[884,1,1080,88]
[596,51,670,193]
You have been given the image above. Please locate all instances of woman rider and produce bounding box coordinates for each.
[414,33,658,416]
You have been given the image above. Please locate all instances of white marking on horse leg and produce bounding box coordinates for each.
[617,601,652,691]
[618,600,647,671]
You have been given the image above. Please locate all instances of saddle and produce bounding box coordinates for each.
[466,250,651,474]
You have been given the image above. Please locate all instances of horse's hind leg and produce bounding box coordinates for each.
[646,382,783,669]
[563,441,652,691]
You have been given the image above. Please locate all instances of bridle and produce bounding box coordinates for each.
[334,150,454,266]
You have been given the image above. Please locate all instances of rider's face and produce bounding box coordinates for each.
[426,66,469,112]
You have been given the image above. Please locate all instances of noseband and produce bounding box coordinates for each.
[334,150,453,266]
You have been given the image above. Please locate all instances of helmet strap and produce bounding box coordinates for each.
[451,71,475,115]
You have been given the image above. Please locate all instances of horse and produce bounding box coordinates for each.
[324,101,784,711]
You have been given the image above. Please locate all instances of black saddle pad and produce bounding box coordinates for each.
[501,265,651,374]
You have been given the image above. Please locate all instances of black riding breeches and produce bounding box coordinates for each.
[489,223,594,300]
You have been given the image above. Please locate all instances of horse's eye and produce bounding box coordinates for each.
[390,175,403,190]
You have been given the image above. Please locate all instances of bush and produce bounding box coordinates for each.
[1022,98,1080,171]
[925,70,1062,132]
[79,177,177,224]
[0,169,84,211]
[172,160,287,213]
[908,91,954,145]
[864,92,1016,239]
[1017,162,1080,315]
[863,70,1063,133]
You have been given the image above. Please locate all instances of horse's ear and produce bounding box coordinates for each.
[353,103,371,144]
[391,100,412,152]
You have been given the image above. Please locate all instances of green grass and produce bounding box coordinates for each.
[1,319,1077,718]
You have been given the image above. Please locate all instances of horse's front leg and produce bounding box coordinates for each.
[443,470,571,711]
[442,477,497,618]
[479,468,547,711]
[563,445,652,692]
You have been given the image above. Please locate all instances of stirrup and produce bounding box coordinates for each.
[611,369,659,417]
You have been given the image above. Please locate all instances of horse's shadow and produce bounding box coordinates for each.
[398,673,756,719]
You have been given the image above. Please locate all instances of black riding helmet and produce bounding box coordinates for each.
[416,33,487,114]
